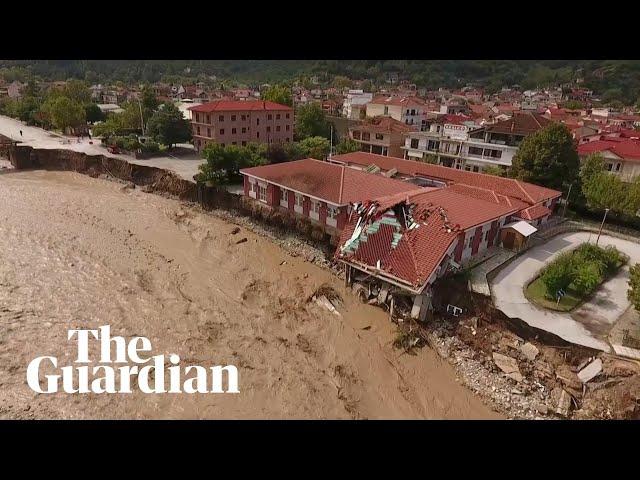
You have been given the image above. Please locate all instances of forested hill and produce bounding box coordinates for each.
[1,60,639,104]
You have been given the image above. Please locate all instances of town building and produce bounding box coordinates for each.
[349,116,415,157]
[577,135,640,182]
[189,100,294,152]
[400,112,551,172]
[342,90,372,120]
[366,96,429,129]
[239,158,419,242]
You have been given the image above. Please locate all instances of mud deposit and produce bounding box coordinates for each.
[0,170,499,419]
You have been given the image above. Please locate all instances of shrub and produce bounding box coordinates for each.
[541,252,575,295]
[141,141,160,153]
[573,262,603,296]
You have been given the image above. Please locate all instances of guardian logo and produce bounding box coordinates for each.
[26,325,239,394]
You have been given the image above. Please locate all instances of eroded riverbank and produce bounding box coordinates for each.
[0,170,499,419]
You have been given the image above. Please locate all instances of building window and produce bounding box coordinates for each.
[196,126,201,135]
[276,114,281,120]
[256,131,260,139]
[258,184,267,202]
[232,142,237,145]
[312,200,320,214]
[328,206,338,219]
[606,163,614,171]
[286,113,290,119]
[295,193,303,207]
[195,113,200,122]
[207,128,211,137]
[218,115,224,122]
[375,133,384,140]
[241,115,247,121]
[206,115,210,123]
[362,132,371,141]
[285,138,290,142]
[242,127,246,134]
[256,118,260,126]
[616,163,622,172]
[276,125,281,132]
[286,125,290,131]
[242,141,247,146]
[231,115,236,121]
[469,146,484,156]
[267,126,271,133]
[219,129,224,135]
[220,143,225,148]
[281,189,288,203]
[352,130,361,140]
[268,114,273,120]
[384,106,389,115]
[410,138,419,149]
[232,128,237,134]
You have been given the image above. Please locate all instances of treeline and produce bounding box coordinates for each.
[2,60,640,105]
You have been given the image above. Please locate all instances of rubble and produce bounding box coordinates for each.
[555,389,573,417]
[493,353,523,382]
[577,358,603,384]
[520,342,539,361]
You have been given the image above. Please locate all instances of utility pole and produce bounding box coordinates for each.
[596,208,610,246]
[137,98,145,136]
[562,182,573,219]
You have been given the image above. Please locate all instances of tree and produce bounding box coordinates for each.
[541,252,575,296]
[563,100,584,110]
[85,103,105,124]
[335,137,360,155]
[482,165,505,177]
[41,96,86,132]
[261,84,292,106]
[198,143,266,183]
[511,123,580,192]
[146,102,192,147]
[62,79,91,105]
[628,263,640,312]
[295,103,331,140]
[298,136,330,160]
[140,84,159,114]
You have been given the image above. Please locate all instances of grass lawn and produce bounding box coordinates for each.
[524,277,583,312]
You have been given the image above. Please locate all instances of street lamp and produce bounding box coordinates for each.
[596,208,610,246]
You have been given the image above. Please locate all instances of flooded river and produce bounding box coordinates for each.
[0,169,499,419]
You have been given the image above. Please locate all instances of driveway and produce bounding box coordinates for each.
[491,231,640,352]
[0,115,205,182]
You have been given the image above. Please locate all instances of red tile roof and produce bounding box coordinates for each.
[483,112,553,136]
[577,137,640,161]
[240,158,422,205]
[188,100,292,112]
[370,96,428,107]
[331,151,561,205]
[517,204,552,221]
[336,188,519,290]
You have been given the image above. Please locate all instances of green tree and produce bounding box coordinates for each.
[572,262,602,296]
[41,96,86,132]
[140,84,159,114]
[541,252,576,296]
[261,84,292,106]
[145,102,192,147]
[85,103,105,124]
[511,123,580,192]
[563,100,584,110]
[298,136,330,160]
[62,79,91,105]
[628,263,640,312]
[482,165,505,177]
[295,103,331,140]
[335,137,360,155]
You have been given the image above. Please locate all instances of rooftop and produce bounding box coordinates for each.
[331,151,561,205]
[240,158,422,205]
[577,137,640,161]
[188,100,292,113]
[482,111,553,136]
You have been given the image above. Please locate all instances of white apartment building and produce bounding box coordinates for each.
[342,90,373,120]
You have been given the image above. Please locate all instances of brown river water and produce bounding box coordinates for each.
[0,169,500,419]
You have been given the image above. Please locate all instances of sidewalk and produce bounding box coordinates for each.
[0,115,204,182]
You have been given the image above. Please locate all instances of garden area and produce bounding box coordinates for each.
[525,243,627,312]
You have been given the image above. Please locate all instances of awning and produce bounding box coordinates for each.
[502,220,538,237]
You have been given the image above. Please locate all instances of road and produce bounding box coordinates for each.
[0,114,205,181]
[491,231,640,352]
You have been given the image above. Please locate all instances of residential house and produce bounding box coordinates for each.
[366,96,429,130]
[349,116,415,157]
[577,135,640,182]
[189,100,294,152]
[342,90,373,120]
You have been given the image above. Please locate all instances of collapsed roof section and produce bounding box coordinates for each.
[336,188,519,292]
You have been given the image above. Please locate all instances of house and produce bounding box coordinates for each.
[329,151,562,227]
[239,158,420,242]
[189,100,294,152]
[366,96,429,130]
[349,116,415,157]
[342,90,373,120]
[577,136,640,182]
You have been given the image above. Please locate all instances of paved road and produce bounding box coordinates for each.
[491,231,640,352]
[0,115,205,181]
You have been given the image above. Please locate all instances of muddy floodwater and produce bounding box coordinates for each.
[0,170,500,419]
